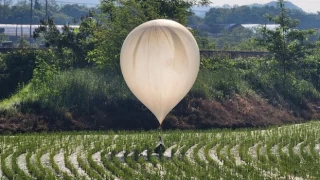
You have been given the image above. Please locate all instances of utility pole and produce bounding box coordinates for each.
[2,1,4,21]
[2,0,7,22]
[46,0,48,19]
[30,0,33,37]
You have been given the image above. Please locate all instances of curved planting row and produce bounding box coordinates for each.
[0,122,320,179]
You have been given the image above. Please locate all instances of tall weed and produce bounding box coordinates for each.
[29,68,133,113]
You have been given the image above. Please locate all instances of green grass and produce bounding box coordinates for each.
[0,66,252,115]
[1,121,320,179]
[2,57,320,119]
[0,84,35,112]
[0,68,134,117]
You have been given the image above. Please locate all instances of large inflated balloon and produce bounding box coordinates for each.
[120,19,200,125]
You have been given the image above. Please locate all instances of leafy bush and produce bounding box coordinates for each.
[242,57,320,107]
[193,57,253,100]
[0,50,36,100]
[30,68,133,114]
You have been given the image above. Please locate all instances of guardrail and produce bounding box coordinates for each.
[200,50,271,59]
[0,48,272,59]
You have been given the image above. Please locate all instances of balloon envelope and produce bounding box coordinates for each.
[120,19,200,125]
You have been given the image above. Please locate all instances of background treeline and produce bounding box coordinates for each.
[1,0,320,132]
[1,0,320,30]
[0,0,95,25]
[189,5,320,35]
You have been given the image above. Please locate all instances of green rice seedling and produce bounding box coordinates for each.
[2,121,320,179]
[178,141,206,178]
[266,140,278,164]
[216,143,226,165]
[64,149,83,179]
[49,148,72,180]
[170,145,189,178]
[283,140,304,177]
[11,148,33,180]
[100,149,125,178]
[300,141,309,161]
[25,151,41,179]
[87,147,113,179]
[111,153,141,179]
[34,148,55,179]
[192,142,209,178]
[123,150,158,179]
[1,150,14,179]
[204,139,228,178]
[146,148,158,166]
[193,142,206,167]
[276,138,289,177]
[77,151,102,180]
[308,140,320,177]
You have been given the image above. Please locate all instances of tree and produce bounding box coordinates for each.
[34,0,41,10]
[256,0,316,90]
[16,36,30,48]
[0,31,8,42]
[214,26,256,50]
[60,4,89,21]
[33,11,96,68]
[0,0,12,23]
[88,0,211,69]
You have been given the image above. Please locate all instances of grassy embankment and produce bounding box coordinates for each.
[1,55,320,132]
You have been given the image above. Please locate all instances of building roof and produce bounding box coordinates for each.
[241,24,280,33]
[224,23,242,31]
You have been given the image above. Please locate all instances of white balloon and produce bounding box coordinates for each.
[120,19,200,125]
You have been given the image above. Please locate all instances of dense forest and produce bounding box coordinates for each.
[1,0,320,132]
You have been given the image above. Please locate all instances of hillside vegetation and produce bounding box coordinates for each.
[1,0,320,132]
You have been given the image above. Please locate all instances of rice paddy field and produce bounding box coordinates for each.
[1,121,320,180]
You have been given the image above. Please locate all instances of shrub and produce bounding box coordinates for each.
[0,50,36,100]
[30,68,133,114]
[192,57,252,100]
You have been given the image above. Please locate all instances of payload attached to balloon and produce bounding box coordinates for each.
[120,19,200,125]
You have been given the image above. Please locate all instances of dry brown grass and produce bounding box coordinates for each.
[0,93,316,133]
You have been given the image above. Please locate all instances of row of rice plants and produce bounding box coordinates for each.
[0,121,320,179]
